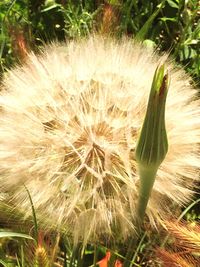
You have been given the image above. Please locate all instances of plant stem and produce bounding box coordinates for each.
[137,167,157,223]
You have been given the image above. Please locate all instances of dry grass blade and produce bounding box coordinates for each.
[164,221,200,253]
[156,248,196,267]
[34,245,50,267]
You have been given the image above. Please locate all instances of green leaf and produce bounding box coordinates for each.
[167,0,179,8]
[41,4,62,13]
[0,259,14,267]
[184,39,199,45]
[143,39,156,49]
[24,185,38,244]
[0,231,34,240]
[136,0,166,40]
[160,17,177,22]
[179,46,196,61]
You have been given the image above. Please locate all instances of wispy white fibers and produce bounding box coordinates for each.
[0,36,199,245]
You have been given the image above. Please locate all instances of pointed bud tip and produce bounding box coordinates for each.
[135,63,169,169]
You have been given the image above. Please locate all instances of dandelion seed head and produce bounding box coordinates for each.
[0,36,199,244]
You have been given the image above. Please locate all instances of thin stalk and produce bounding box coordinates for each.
[93,245,97,267]
[24,185,38,245]
[131,232,147,263]
[77,245,84,267]
[20,245,25,267]
[137,167,157,223]
[69,249,76,267]
[123,238,138,267]
[108,253,117,267]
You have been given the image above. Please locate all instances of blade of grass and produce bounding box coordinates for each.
[93,245,97,267]
[16,254,21,267]
[24,185,38,244]
[69,246,77,267]
[131,232,147,263]
[20,245,24,267]
[135,0,166,40]
[0,231,34,240]
[0,259,11,267]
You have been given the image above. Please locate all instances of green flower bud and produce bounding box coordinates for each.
[135,64,169,222]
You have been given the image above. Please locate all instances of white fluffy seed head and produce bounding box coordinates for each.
[0,36,199,245]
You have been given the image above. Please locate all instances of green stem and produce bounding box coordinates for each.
[93,245,97,267]
[24,185,38,245]
[137,167,157,223]
[131,231,147,263]
[123,238,137,267]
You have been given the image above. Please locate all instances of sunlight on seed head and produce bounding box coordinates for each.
[0,36,199,245]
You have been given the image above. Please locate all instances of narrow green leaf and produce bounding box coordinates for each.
[41,4,61,13]
[0,231,34,240]
[136,0,166,40]
[160,17,177,22]
[24,185,38,244]
[167,0,179,9]
[0,259,10,267]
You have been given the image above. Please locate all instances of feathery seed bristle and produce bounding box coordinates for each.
[0,36,199,244]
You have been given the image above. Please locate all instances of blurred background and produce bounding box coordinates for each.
[0,0,199,85]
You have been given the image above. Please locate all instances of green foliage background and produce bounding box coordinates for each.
[0,0,199,84]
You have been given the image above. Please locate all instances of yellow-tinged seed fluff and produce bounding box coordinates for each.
[0,36,199,245]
